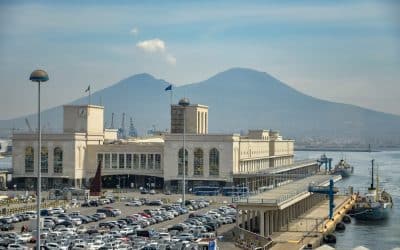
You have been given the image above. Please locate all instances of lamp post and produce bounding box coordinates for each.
[30,69,49,250]
[178,98,190,206]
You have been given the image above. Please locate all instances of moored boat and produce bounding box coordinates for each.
[352,159,393,220]
[332,159,354,177]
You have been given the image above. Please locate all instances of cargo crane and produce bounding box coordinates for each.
[318,154,333,172]
[308,179,338,219]
[128,117,138,137]
[110,112,115,129]
[25,118,33,132]
[118,112,126,139]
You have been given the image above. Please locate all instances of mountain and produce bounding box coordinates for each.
[1,68,400,147]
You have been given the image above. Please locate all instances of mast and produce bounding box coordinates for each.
[376,165,380,201]
[370,159,375,190]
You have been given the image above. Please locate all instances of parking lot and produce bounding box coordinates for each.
[0,190,239,249]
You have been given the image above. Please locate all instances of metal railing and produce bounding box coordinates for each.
[234,176,334,205]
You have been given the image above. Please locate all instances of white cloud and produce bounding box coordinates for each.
[136,38,165,53]
[130,27,139,36]
[166,54,177,65]
[136,38,176,65]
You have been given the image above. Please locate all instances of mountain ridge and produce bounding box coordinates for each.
[1,67,399,147]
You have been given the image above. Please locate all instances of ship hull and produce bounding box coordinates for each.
[333,168,352,178]
[353,205,391,220]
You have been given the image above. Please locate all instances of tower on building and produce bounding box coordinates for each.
[171,98,208,134]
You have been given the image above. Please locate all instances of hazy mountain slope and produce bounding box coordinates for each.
[1,68,399,145]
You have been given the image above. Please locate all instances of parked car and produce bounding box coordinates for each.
[0,223,14,231]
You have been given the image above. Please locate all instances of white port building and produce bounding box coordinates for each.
[12,99,317,191]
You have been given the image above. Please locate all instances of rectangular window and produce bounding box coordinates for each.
[148,154,154,169]
[119,154,125,169]
[126,154,132,169]
[140,154,146,169]
[133,154,139,169]
[97,154,104,168]
[112,153,118,169]
[155,154,161,169]
[105,154,110,168]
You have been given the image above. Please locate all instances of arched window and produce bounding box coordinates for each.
[41,146,48,173]
[209,148,219,176]
[54,147,63,173]
[193,148,204,176]
[178,148,188,175]
[25,146,34,173]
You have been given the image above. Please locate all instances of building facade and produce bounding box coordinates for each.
[12,100,296,191]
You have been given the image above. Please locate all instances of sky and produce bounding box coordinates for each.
[0,0,399,119]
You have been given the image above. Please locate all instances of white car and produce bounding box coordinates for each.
[7,244,28,250]
[52,207,65,214]
[99,198,110,204]
[120,227,134,235]
[159,232,171,241]
[70,217,82,225]
[93,213,106,219]
[76,225,87,234]
[71,244,86,250]
[111,209,122,216]
[125,201,142,206]
[17,233,33,243]
[46,243,63,250]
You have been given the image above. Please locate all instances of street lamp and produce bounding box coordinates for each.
[30,69,49,250]
[178,98,190,206]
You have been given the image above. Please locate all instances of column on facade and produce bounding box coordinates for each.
[270,210,275,234]
[259,209,265,236]
[275,210,280,232]
[252,210,257,231]
[241,210,245,229]
[246,209,252,230]
[265,211,270,236]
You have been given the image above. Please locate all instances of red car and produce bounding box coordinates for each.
[139,212,151,218]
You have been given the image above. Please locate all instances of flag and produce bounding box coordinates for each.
[85,85,90,92]
[165,84,172,91]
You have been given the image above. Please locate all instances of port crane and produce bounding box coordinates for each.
[308,179,338,219]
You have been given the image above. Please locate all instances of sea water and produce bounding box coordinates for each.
[296,150,400,250]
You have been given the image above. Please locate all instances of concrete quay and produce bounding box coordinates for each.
[234,174,353,249]
[271,194,356,249]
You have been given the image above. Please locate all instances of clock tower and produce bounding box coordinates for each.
[63,105,104,134]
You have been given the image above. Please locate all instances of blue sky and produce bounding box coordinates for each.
[0,0,399,119]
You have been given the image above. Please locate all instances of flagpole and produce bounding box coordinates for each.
[89,87,91,106]
[170,88,173,106]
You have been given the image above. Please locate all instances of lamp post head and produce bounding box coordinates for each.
[178,97,190,107]
[30,69,49,83]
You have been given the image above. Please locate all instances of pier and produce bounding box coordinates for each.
[235,174,355,249]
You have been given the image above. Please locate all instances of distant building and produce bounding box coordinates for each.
[12,99,300,191]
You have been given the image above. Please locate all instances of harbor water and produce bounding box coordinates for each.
[296,150,400,250]
[1,151,399,249]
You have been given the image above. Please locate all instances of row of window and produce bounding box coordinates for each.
[97,153,161,170]
[25,146,63,174]
[178,148,220,176]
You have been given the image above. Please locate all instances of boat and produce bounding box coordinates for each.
[352,159,393,220]
[332,158,354,177]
